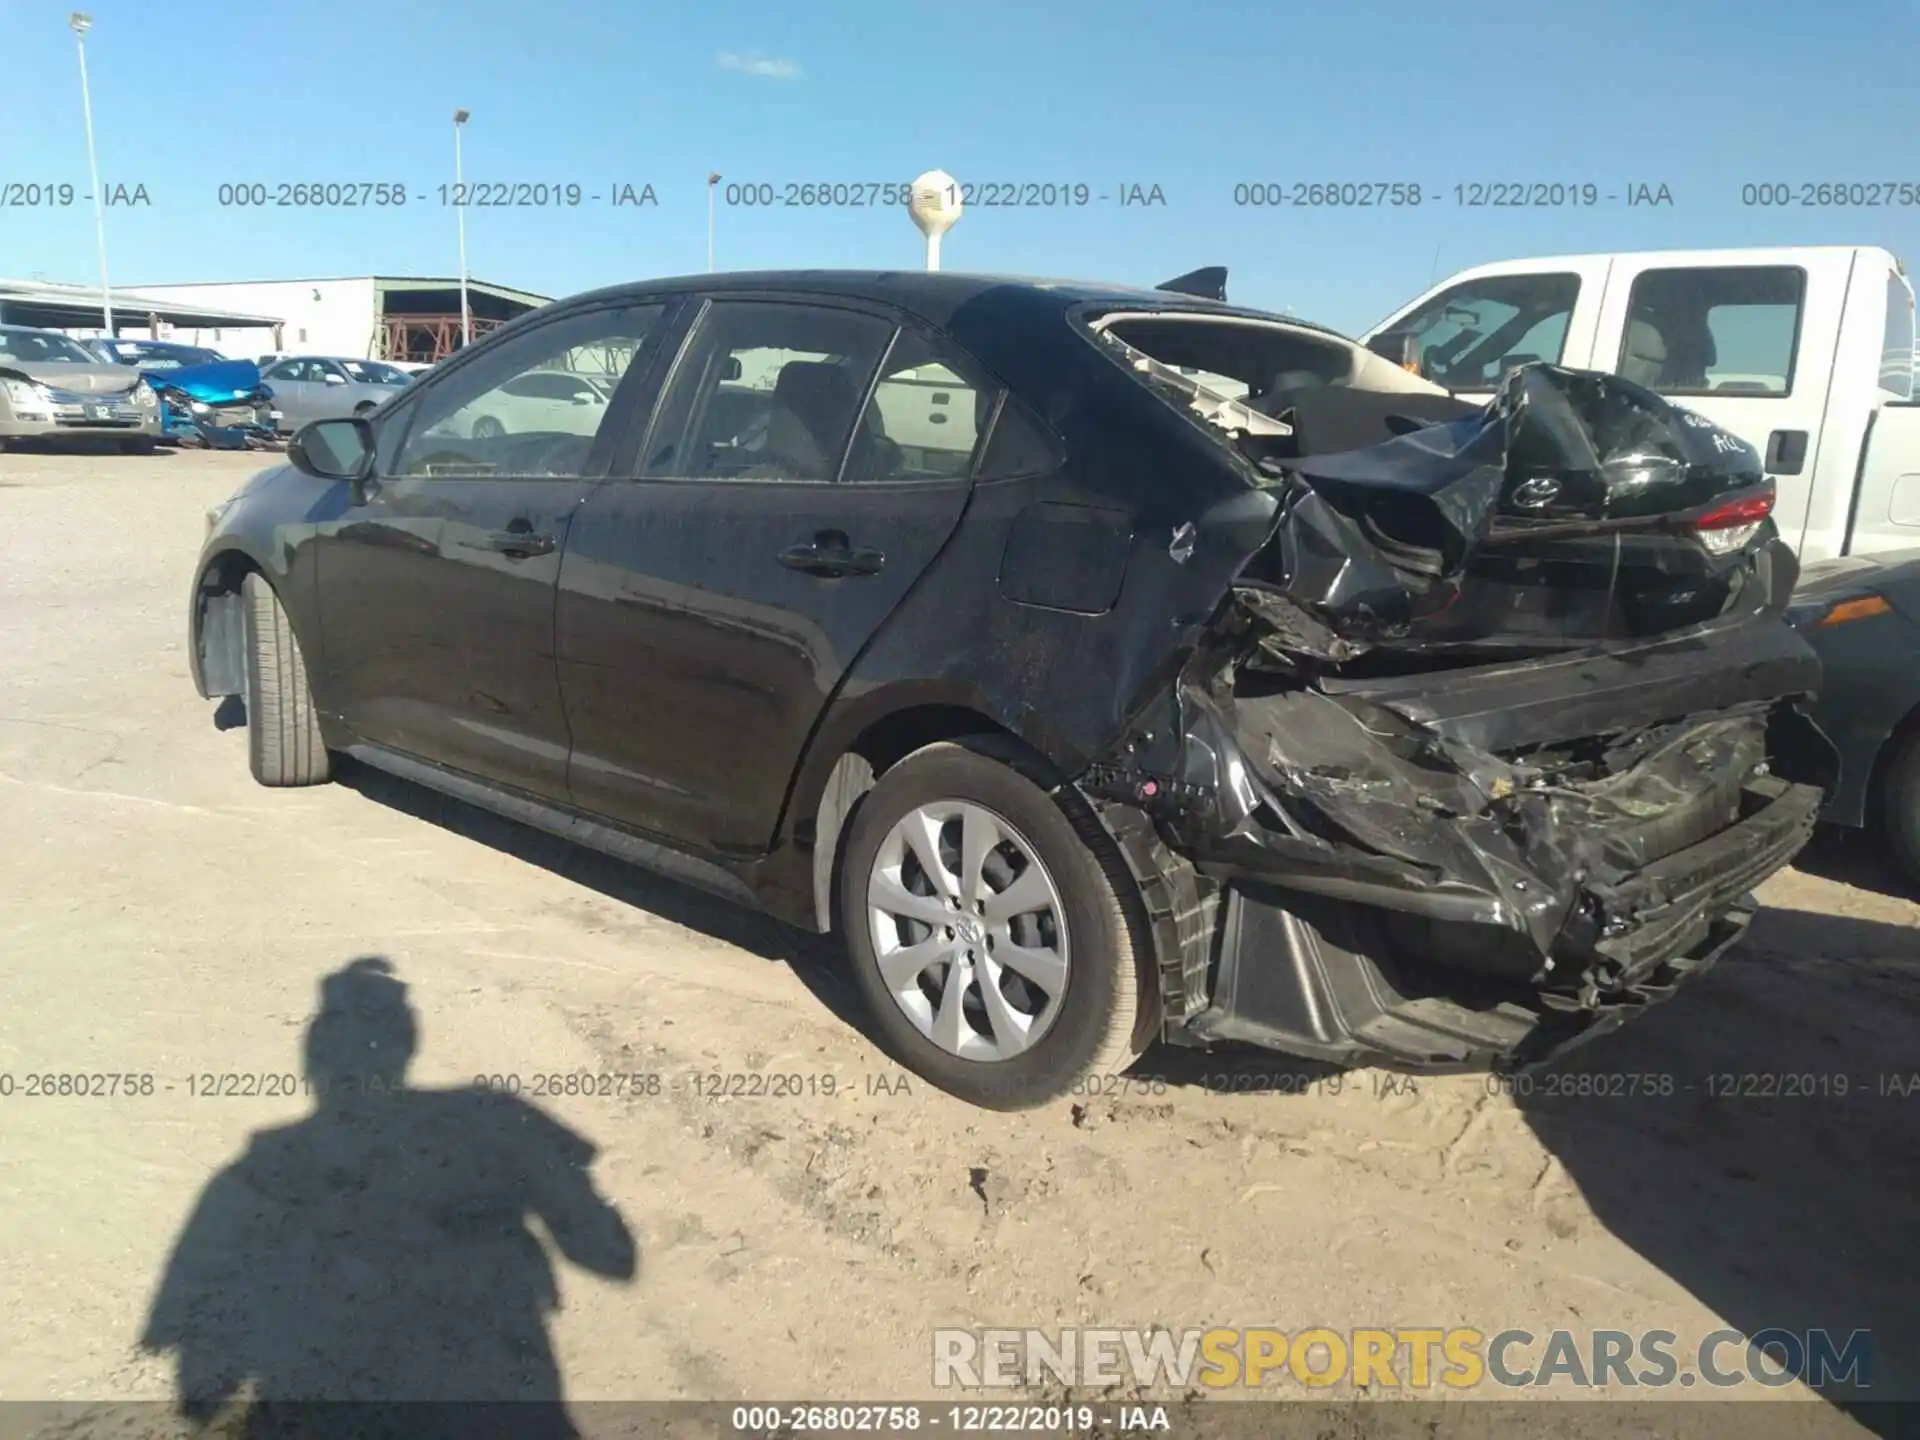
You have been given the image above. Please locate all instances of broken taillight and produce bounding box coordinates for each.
[1691,489,1775,556]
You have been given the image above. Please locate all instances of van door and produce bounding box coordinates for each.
[1586,256,1842,553]
[1365,256,1613,400]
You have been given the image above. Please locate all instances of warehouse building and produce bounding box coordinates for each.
[0,276,282,343]
[114,275,551,362]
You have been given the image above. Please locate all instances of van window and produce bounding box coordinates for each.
[1388,272,1580,390]
[1881,273,1915,401]
[1617,266,1805,397]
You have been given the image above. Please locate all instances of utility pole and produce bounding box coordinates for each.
[453,108,471,347]
[70,13,113,334]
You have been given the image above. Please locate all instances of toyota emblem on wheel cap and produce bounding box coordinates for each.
[1512,476,1563,509]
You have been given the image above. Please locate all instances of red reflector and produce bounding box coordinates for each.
[1693,491,1776,529]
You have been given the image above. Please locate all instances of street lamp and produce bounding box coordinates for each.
[707,172,721,273]
[453,108,471,348]
[69,12,113,335]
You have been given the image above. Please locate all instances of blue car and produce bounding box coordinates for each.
[87,340,282,448]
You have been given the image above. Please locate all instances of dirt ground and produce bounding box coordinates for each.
[0,448,1915,1439]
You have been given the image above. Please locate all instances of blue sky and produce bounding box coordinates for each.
[2,0,1916,334]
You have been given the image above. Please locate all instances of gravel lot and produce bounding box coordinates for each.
[0,447,1914,1438]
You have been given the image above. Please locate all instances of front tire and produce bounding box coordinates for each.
[838,738,1154,1110]
[241,573,330,787]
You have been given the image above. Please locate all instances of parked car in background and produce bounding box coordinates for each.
[86,337,227,372]
[258,356,414,430]
[1365,245,1919,565]
[0,323,163,452]
[448,367,614,438]
[145,358,282,450]
[1788,550,1920,883]
[189,270,1834,1109]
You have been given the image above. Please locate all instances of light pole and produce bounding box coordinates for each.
[69,12,113,335]
[453,108,471,348]
[707,172,720,273]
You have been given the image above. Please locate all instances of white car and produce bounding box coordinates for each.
[455,369,615,439]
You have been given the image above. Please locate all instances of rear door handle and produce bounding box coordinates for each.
[486,529,556,559]
[778,532,885,577]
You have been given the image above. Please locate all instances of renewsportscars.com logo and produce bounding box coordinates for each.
[932,1327,1873,1393]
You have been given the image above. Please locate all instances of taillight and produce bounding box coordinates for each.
[1691,489,1775,556]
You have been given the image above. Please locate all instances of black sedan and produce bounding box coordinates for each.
[1791,550,1920,882]
[188,270,1831,1108]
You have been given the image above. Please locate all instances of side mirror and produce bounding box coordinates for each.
[1368,330,1421,371]
[324,372,347,385]
[289,417,376,501]
[722,356,743,381]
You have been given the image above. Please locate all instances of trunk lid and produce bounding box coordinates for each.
[1246,364,1778,658]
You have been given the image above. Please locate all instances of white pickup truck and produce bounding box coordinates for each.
[1363,245,1919,563]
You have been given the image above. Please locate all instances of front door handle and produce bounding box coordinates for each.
[486,528,556,559]
[778,531,885,578]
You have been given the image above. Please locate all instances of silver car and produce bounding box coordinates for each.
[257,356,414,431]
[0,324,164,452]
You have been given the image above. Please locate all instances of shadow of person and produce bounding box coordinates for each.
[1513,907,1920,1438]
[139,957,638,1440]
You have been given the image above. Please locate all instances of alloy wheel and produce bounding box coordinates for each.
[865,800,1069,1061]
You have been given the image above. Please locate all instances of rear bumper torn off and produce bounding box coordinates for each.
[1079,612,1831,1070]
[1180,774,1817,1071]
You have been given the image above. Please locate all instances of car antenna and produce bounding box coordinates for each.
[1155,266,1227,302]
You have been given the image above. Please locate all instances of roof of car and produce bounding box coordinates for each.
[554,269,1348,338]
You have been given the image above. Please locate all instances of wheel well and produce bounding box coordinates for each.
[194,551,262,697]
[808,704,1030,933]
[1865,702,1920,831]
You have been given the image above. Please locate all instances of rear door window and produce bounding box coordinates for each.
[1881,272,1915,401]
[843,329,1001,482]
[642,300,894,482]
[1616,266,1806,396]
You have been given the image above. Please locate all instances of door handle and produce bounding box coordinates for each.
[486,529,556,558]
[1764,429,1808,476]
[778,532,885,578]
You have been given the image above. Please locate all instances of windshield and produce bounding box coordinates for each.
[342,361,410,385]
[0,329,98,365]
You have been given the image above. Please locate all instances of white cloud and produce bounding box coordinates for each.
[717,51,802,79]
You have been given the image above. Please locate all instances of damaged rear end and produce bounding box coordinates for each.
[1080,338,1834,1071]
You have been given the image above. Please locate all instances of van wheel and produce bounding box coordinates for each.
[1878,731,1920,888]
[242,573,330,787]
[838,737,1155,1110]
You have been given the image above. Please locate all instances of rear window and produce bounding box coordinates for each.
[1387,271,1581,390]
[1617,266,1806,397]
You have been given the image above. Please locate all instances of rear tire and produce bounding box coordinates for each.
[837,737,1154,1110]
[242,572,330,787]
